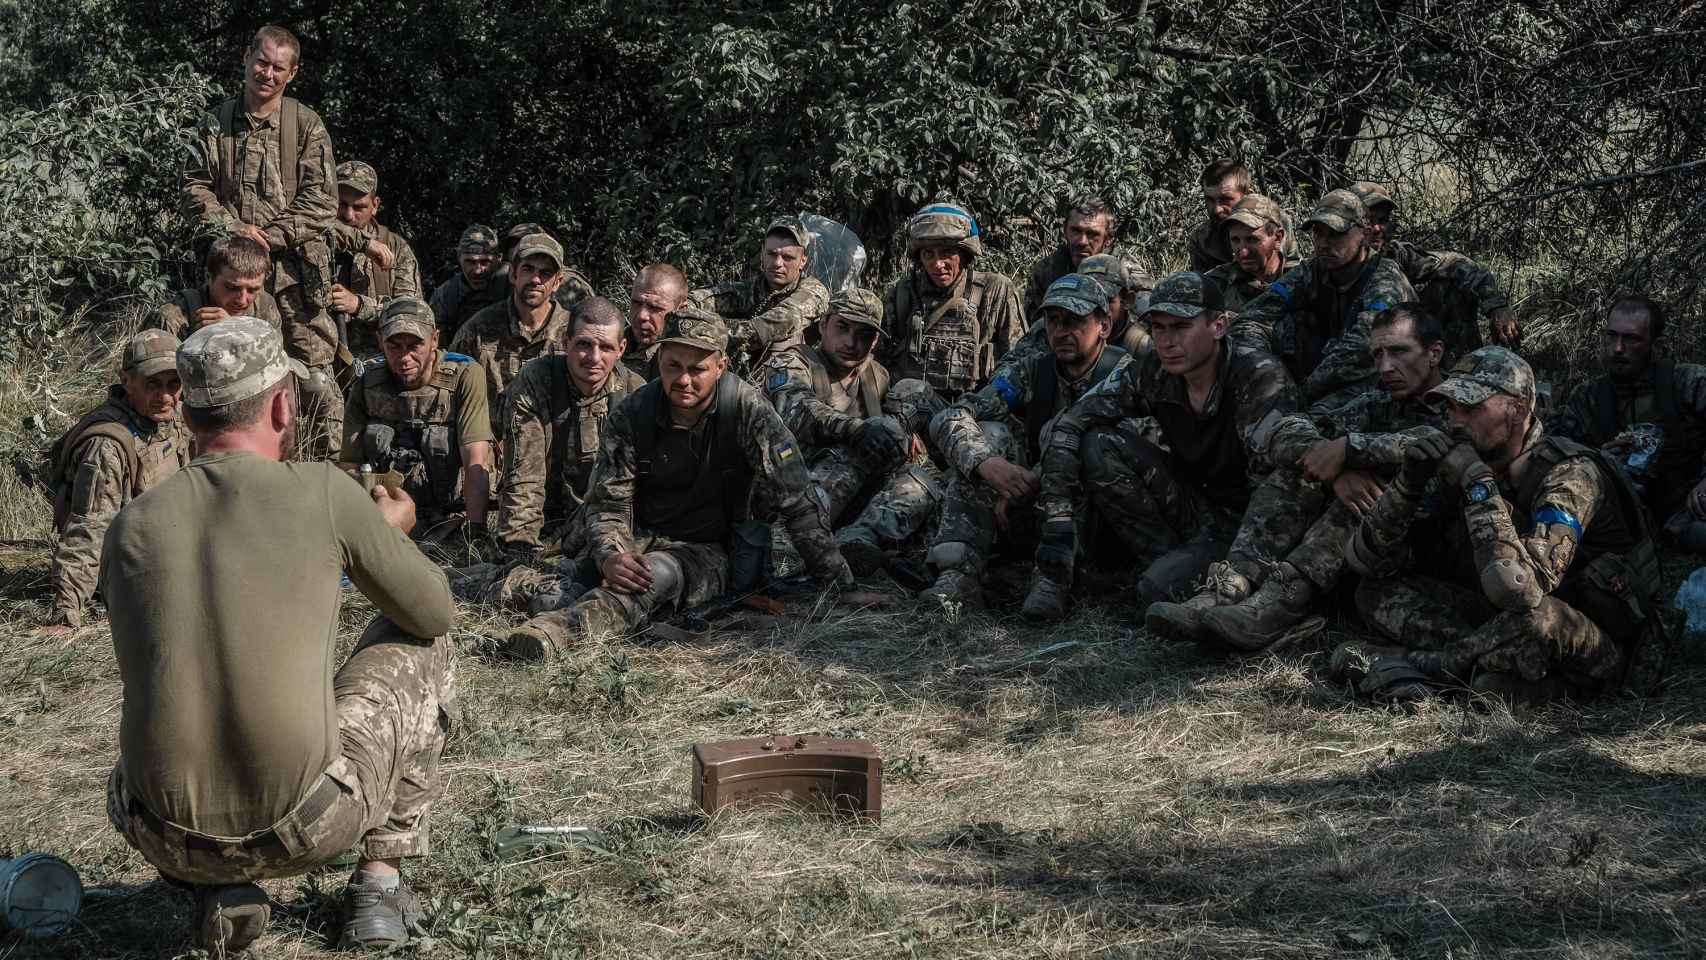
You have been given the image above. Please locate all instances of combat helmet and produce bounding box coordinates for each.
[906,202,984,260]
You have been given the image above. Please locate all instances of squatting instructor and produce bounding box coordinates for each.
[101,317,455,953]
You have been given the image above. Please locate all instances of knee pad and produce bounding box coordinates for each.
[926,540,976,573]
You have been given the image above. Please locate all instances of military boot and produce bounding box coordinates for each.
[1143,561,1251,643]
[1200,561,1317,653]
[1021,575,1070,622]
[835,524,886,577]
[194,882,270,956]
[340,873,425,949]
[500,607,584,661]
[921,570,985,610]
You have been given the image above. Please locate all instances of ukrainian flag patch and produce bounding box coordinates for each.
[774,439,797,462]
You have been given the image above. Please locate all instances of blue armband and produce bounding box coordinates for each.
[1534,505,1583,538]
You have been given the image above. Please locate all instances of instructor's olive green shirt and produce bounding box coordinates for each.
[102,452,452,837]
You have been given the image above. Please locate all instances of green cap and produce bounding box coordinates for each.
[458,224,500,255]
[1348,181,1396,214]
[1222,193,1287,233]
[336,160,378,195]
[1145,271,1224,318]
[378,298,436,342]
[829,287,884,331]
[1301,189,1369,233]
[1426,346,1536,409]
[658,305,730,354]
[765,216,811,249]
[177,315,309,408]
[1041,273,1112,317]
[512,233,564,271]
[121,331,180,378]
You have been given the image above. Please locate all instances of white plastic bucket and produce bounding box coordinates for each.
[0,854,82,937]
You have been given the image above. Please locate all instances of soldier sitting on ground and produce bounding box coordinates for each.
[328,159,422,358]
[624,263,689,382]
[1338,346,1670,704]
[1204,193,1301,313]
[497,307,852,661]
[692,216,830,372]
[102,317,455,952]
[922,274,1131,613]
[341,298,494,552]
[450,233,574,438]
[37,333,192,634]
[1186,159,1252,273]
[764,287,945,575]
[494,222,595,312]
[1013,252,1156,361]
[1547,294,1706,551]
[1022,196,1122,321]
[146,235,281,339]
[428,224,504,338]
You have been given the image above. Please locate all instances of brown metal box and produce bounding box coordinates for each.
[692,734,882,823]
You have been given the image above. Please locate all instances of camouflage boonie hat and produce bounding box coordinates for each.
[1041,274,1112,317]
[121,331,179,378]
[1145,271,1224,318]
[1222,193,1288,233]
[458,224,500,255]
[378,298,436,342]
[1348,181,1396,214]
[1426,346,1536,409]
[906,202,983,257]
[512,233,564,271]
[765,216,811,250]
[829,287,884,331]
[658,305,730,354]
[336,160,378,195]
[177,315,308,408]
[1301,189,1369,233]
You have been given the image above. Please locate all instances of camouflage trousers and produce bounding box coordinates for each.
[809,446,942,546]
[928,421,1040,576]
[274,253,342,461]
[1225,465,1336,586]
[522,536,729,642]
[107,617,456,884]
[296,359,344,464]
[1355,574,1626,695]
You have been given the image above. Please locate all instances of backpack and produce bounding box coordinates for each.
[35,403,144,530]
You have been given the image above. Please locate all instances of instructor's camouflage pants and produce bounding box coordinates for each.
[107,617,456,884]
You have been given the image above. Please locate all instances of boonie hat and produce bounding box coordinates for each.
[829,288,884,332]
[1145,271,1224,318]
[1222,193,1288,233]
[121,331,180,378]
[1041,274,1112,317]
[336,160,378,195]
[458,224,500,255]
[378,298,436,342]
[1426,346,1536,409]
[1301,189,1369,233]
[765,216,812,250]
[512,233,565,271]
[658,305,731,354]
[177,315,309,408]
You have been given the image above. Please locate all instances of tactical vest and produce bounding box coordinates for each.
[1025,344,1128,459]
[792,344,891,421]
[215,96,307,207]
[542,356,633,515]
[889,271,994,395]
[631,373,752,543]
[358,352,473,508]
[1587,362,1706,516]
[46,392,183,530]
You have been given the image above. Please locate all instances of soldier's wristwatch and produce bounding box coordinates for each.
[1465,478,1498,504]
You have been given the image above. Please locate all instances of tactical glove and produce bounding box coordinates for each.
[855,415,910,469]
[1399,427,1452,493]
[1436,442,1494,490]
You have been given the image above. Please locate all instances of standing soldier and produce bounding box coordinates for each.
[499,307,851,660]
[877,202,1027,405]
[145,235,282,339]
[1230,189,1416,404]
[428,224,504,338]
[764,288,945,574]
[102,317,455,952]
[498,297,646,555]
[450,233,573,437]
[1204,194,1299,312]
[328,160,422,358]
[342,299,494,550]
[922,274,1131,613]
[38,333,192,633]
[1022,197,1121,320]
[693,217,829,371]
[179,24,344,458]
[1187,160,1252,273]
[1340,347,1669,703]
[625,263,689,381]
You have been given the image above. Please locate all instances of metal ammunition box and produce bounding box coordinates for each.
[692,734,881,823]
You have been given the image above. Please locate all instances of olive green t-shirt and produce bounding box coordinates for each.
[101,452,453,837]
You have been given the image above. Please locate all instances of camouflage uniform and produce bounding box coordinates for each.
[498,354,646,551]
[428,225,506,338]
[502,309,850,657]
[1037,274,1306,604]
[1012,253,1156,362]
[449,300,570,437]
[876,203,1027,403]
[1229,191,1416,404]
[1204,255,1302,314]
[330,161,422,358]
[46,334,193,627]
[622,342,660,382]
[145,285,284,340]
[1022,241,1129,320]
[1345,348,1669,700]
[179,94,343,456]
[1187,218,1234,273]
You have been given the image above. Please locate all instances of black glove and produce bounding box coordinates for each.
[855,415,910,468]
[1437,441,1493,490]
[1400,427,1452,492]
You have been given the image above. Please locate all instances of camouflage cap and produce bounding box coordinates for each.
[1078,253,1148,296]
[1426,346,1536,409]
[513,232,564,270]
[1348,181,1396,214]
[906,202,983,258]
[177,315,309,408]
[121,330,180,378]
[336,160,378,195]
[505,222,547,244]
[1222,193,1287,233]
[658,305,730,354]
[458,224,500,255]
[378,298,436,342]
[829,287,884,331]
[1301,189,1369,233]
[1145,271,1224,318]
[765,216,811,250]
[1041,273,1112,317]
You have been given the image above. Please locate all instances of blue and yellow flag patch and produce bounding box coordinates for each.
[774,439,797,462]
